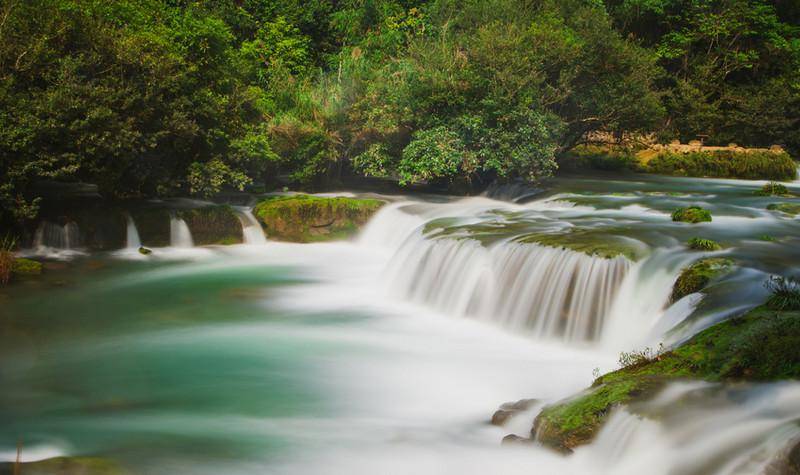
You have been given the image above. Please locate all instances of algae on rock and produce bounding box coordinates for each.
[671,257,734,302]
[254,195,385,242]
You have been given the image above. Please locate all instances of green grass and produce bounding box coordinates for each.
[646,150,796,181]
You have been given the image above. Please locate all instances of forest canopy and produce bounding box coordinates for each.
[1,0,798,223]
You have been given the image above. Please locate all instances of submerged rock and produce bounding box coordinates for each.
[532,305,800,453]
[671,206,712,223]
[767,202,800,216]
[253,195,385,242]
[501,434,536,447]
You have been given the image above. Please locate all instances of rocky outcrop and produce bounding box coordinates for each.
[176,205,243,245]
[253,195,385,242]
[671,257,733,302]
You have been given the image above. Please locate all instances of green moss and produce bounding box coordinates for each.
[0,456,129,474]
[671,206,712,223]
[767,202,800,216]
[177,205,243,245]
[646,150,796,181]
[687,237,721,251]
[560,145,641,172]
[516,229,641,260]
[253,195,385,242]
[535,306,800,452]
[671,257,733,302]
[12,257,42,275]
[755,181,790,196]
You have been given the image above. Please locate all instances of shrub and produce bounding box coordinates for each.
[687,237,721,251]
[672,206,712,223]
[764,275,800,311]
[755,182,789,196]
[0,235,17,285]
[646,150,796,181]
[618,344,664,369]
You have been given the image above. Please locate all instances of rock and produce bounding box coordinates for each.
[253,195,385,242]
[671,257,734,302]
[492,399,538,426]
[129,207,171,247]
[177,205,243,245]
[12,258,42,276]
[0,456,129,475]
[138,246,152,255]
[492,410,515,426]
[763,436,800,475]
[671,206,712,223]
[767,203,800,216]
[501,434,535,447]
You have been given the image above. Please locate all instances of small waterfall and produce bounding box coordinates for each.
[126,216,141,249]
[170,217,194,248]
[33,221,81,249]
[384,234,630,341]
[235,208,267,245]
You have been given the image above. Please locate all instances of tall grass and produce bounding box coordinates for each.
[0,235,17,285]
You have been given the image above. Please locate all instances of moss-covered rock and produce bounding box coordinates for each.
[253,195,385,242]
[177,205,243,245]
[767,202,800,216]
[755,182,791,196]
[687,237,721,251]
[516,229,641,260]
[671,257,733,302]
[671,206,712,223]
[12,257,42,276]
[533,306,800,452]
[0,456,128,475]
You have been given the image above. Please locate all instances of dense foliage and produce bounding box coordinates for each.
[1,0,798,224]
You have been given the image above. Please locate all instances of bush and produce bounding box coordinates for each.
[0,235,15,285]
[646,150,797,181]
[764,275,800,311]
[755,182,789,196]
[672,206,712,223]
[618,344,664,369]
[687,237,721,251]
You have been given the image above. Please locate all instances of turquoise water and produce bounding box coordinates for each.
[2,173,800,474]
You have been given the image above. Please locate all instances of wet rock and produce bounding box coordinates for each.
[138,246,152,255]
[491,398,539,426]
[501,434,535,446]
[763,436,800,475]
[254,195,385,242]
[177,205,243,245]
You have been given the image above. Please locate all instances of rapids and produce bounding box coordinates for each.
[2,173,800,474]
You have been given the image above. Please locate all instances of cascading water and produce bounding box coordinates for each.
[33,221,81,249]
[169,216,194,248]
[125,216,141,249]
[235,208,268,245]
[384,235,630,341]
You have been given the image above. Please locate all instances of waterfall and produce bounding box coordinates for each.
[126,216,141,249]
[33,221,81,249]
[235,208,267,245]
[383,234,630,341]
[170,217,194,248]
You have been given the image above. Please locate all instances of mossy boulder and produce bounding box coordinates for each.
[671,257,733,302]
[253,195,385,242]
[177,205,243,245]
[671,206,712,223]
[516,229,641,260]
[755,182,790,196]
[687,237,721,251]
[646,150,797,181]
[12,257,43,276]
[0,456,128,475]
[767,202,800,216]
[533,306,800,452]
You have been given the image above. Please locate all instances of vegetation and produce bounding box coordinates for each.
[671,257,734,302]
[0,235,16,285]
[671,206,712,223]
[253,195,384,242]
[534,305,800,452]
[756,182,791,196]
[765,275,800,311]
[767,202,800,216]
[646,151,797,181]
[0,456,129,475]
[687,237,721,251]
[1,0,797,228]
[517,229,641,260]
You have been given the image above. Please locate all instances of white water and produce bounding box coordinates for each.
[33,221,80,249]
[125,216,141,249]
[170,217,194,248]
[235,207,268,245]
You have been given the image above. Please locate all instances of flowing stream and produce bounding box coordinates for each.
[2,173,800,474]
